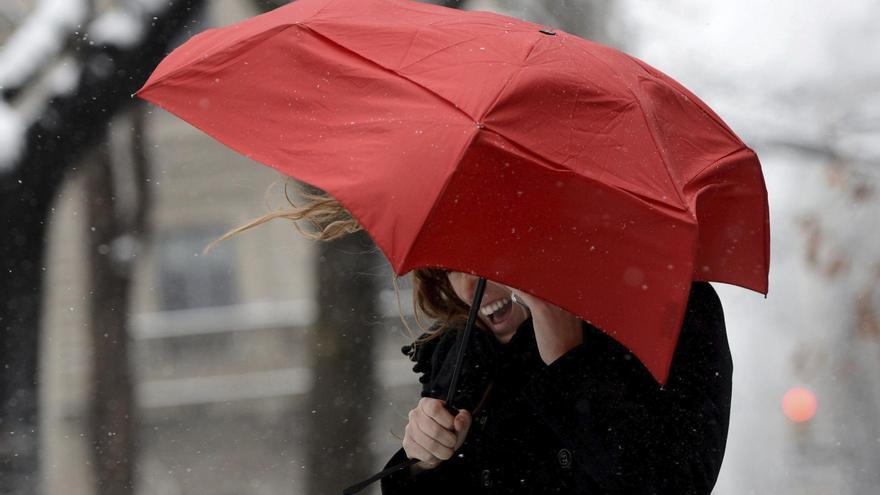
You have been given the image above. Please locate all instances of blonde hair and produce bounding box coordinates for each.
[204,182,362,252]
[206,178,475,342]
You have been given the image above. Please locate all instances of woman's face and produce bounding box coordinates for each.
[446,271,529,344]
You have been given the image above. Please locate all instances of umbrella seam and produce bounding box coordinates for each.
[570,42,689,212]
[629,92,690,212]
[480,126,691,216]
[397,31,511,72]
[313,0,340,18]
[301,23,478,124]
[627,56,741,145]
[478,34,543,122]
[684,146,750,187]
[400,128,480,272]
[557,45,584,164]
[140,23,304,92]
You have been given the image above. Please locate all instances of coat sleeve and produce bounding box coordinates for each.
[380,328,471,494]
[520,282,733,495]
[379,446,469,494]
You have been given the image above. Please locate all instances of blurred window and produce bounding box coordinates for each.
[157,226,237,311]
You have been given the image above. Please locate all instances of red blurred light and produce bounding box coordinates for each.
[782,387,817,423]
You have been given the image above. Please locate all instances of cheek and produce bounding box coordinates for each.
[447,275,467,304]
[452,285,469,306]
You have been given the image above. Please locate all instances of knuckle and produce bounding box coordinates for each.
[435,445,453,460]
[427,420,442,437]
[446,430,458,445]
[426,399,442,414]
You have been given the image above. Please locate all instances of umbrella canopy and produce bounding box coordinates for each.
[137,0,769,385]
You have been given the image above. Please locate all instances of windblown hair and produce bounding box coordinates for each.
[205,183,362,246]
[208,179,474,343]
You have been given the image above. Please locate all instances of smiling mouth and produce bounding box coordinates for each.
[480,297,513,325]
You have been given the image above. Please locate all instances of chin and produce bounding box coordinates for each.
[491,328,516,344]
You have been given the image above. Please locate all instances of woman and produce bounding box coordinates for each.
[214,186,733,494]
[378,269,732,495]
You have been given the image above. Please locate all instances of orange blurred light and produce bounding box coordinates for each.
[782,387,817,423]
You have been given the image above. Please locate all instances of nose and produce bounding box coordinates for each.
[459,273,478,300]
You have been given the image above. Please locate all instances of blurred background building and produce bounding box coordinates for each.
[1,0,878,494]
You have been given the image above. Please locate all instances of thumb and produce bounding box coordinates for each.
[452,409,471,448]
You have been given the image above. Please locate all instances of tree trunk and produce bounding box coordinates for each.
[83,103,151,495]
[239,3,385,494]
[85,139,137,495]
[306,230,381,495]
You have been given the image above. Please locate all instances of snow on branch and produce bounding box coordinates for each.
[0,0,192,173]
[0,0,86,171]
[0,0,87,96]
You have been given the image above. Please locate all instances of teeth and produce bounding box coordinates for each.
[480,297,510,316]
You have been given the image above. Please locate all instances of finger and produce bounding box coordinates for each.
[403,428,439,467]
[420,397,454,430]
[411,402,456,449]
[414,411,456,448]
[453,410,472,449]
[409,418,454,460]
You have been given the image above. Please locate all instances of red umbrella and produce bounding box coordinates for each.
[137,0,769,386]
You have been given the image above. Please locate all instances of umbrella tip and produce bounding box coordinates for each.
[539,28,556,36]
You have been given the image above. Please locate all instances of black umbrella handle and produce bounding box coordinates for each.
[342,277,487,494]
[444,277,486,406]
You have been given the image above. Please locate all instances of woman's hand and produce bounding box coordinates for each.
[403,398,472,473]
[511,290,583,365]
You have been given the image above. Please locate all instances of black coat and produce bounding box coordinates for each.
[380,282,732,495]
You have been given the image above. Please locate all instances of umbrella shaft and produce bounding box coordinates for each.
[445,277,487,409]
